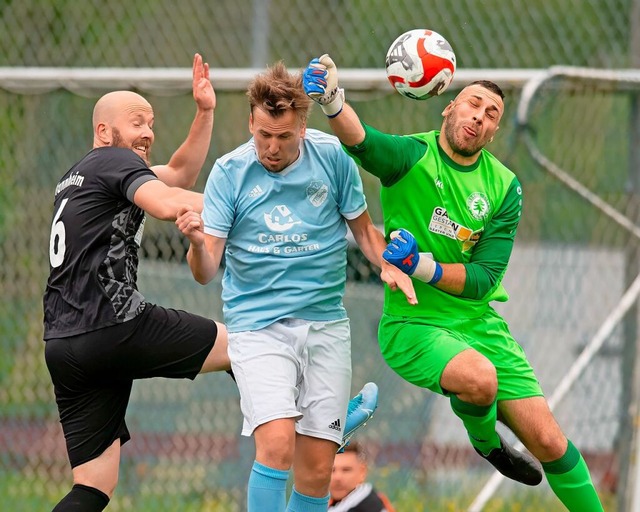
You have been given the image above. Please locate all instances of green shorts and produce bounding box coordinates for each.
[378,308,543,401]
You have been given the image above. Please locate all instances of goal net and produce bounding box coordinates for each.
[469,67,640,511]
[1,67,639,511]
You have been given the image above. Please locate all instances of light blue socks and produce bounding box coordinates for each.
[247,461,329,512]
[247,460,289,512]
[286,487,330,512]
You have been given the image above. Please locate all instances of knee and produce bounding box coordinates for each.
[72,460,119,498]
[531,430,568,462]
[294,460,333,495]
[104,478,118,498]
[74,474,118,499]
[256,431,295,469]
[462,361,498,405]
[442,350,498,405]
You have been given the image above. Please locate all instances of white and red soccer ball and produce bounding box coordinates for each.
[385,29,456,100]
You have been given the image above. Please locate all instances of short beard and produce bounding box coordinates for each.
[443,117,484,158]
[111,128,150,165]
[111,127,125,149]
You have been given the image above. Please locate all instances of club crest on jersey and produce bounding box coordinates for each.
[264,205,302,232]
[306,180,329,207]
[467,192,491,220]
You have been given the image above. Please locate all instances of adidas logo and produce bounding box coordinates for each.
[249,185,264,198]
[328,418,341,432]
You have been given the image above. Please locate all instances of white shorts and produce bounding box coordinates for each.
[228,318,352,444]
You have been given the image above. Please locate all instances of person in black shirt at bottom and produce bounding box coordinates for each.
[42,54,230,512]
[329,442,396,512]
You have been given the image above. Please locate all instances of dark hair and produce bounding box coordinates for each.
[246,61,312,123]
[341,441,368,462]
[468,80,505,100]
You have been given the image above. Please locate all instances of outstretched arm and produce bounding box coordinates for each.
[303,55,425,185]
[133,180,203,221]
[152,53,216,188]
[327,103,366,146]
[303,54,365,146]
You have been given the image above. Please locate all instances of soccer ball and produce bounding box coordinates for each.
[385,29,456,100]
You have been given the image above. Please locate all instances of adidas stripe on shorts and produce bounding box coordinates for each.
[228,317,352,445]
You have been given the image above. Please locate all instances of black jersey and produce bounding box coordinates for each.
[43,147,158,339]
[329,483,392,512]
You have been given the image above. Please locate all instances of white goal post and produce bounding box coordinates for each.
[0,67,543,94]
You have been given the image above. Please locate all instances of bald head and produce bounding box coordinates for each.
[93,91,152,130]
[92,91,155,163]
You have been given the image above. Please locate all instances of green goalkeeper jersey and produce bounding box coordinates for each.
[345,125,523,323]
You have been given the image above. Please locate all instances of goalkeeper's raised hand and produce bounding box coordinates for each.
[302,54,344,117]
[383,229,443,285]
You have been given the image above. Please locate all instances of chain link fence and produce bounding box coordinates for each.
[1,1,639,510]
[0,0,633,69]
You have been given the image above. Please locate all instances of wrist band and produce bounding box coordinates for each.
[326,106,343,118]
[321,88,344,118]
[428,262,443,285]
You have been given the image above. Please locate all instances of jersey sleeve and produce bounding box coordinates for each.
[95,148,157,201]
[202,161,235,238]
[343,122,427,187]
[335,147,367,220]
[462,177,523,299]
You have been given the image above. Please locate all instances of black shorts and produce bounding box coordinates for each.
[44,303,218,468]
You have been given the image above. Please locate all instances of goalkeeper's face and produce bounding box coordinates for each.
[441,84,503,161]
[250,107,306,173]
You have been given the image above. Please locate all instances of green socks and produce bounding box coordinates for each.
[450,397,603,510]
[542,440,603,511]
[451,395,602,510]
[450,395,501,455]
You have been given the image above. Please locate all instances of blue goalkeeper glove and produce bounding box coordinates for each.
[383,229,420,275]
[383,229,443,284]
[303,54,345,117]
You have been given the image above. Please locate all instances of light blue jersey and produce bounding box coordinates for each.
[202,129,367,332]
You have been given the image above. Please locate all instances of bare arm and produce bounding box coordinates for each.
[327,103,366,146]
[151,54,216,188]
[133,179,203,220]
[175,207,225,284]
[433,263,467,295]
[347,211,416,304]
[188,234,225,285]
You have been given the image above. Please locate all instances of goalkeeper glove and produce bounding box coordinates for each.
[302,54,344,117]
[383,229,443,284]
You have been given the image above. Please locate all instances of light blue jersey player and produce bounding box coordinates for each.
[202,128,365,332]
[177,62,415,512]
